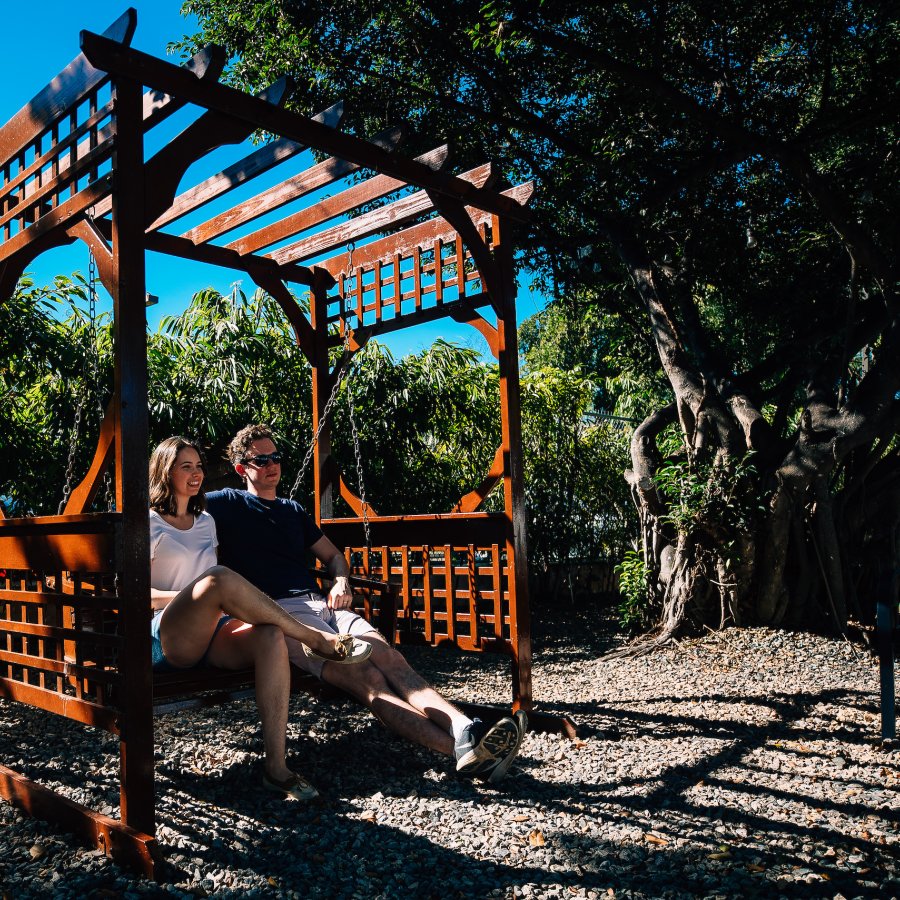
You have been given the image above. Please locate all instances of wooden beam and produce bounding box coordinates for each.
[250,272,316,363]
[227,144,449,256]
[0,9,134,165]
[142,77,293,226]
[79,32,532,223]
[109,73,155,838]
[312,182,534,276]
[144,229,317,286]
[183,124,406,245]
[454,447,504,512]
[0,764,162,878]
[150,102,347,231]
[268,163,495,266]
[142,45,227,131]
[337,293,494,347]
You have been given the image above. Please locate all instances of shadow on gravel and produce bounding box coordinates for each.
[1,598,896,899]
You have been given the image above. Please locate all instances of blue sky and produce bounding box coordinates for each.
[2,1,546,357]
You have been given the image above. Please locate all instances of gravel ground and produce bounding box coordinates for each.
[0,603,897,899]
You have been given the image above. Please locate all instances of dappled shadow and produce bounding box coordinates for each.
[1,596,897,898]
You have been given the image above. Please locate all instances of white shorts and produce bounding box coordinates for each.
[277,591,378,677]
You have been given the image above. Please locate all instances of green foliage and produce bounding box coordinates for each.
[148,285,313,481]
[614,549,656,632]
[330,339,500,514]
[519,366,634,576]
[0,274,112,516]
[653,453,763,541]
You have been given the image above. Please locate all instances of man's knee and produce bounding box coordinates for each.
[373,643,414,675]
[330,659,389,702]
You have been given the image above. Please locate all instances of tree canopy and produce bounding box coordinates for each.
[177,0,899,639]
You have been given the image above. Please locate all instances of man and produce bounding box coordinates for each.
[206,424,525,782]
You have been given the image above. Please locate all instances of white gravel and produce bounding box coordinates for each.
[0,604,897,899]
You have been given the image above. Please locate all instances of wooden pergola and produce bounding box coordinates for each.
[0,9,557,875]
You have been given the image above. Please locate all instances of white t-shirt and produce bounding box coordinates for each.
[149,510,218,592]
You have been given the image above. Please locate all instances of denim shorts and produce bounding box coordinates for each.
[151,609,232,671]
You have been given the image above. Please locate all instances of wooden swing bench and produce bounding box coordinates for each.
[150,571,401,716]
[0,7,563,879]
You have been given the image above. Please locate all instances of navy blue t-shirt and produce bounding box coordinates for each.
[205,488,324,598]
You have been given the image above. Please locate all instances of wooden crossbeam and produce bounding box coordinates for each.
[144,230,316,286]
[0,765,161,876]
[227,144,450,256]
[151,102,347,232]
[142,76,293,227]
[0,10,133,166]
[268,163,495,266]
[79,32,531,223]
[79,47,232,222]
[313,181,534,277]
[141,45,227,131]
[183,124,407,246]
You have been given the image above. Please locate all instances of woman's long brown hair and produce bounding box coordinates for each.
[148,436,207,517]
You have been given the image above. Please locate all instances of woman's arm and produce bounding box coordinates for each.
[150,587,178,611]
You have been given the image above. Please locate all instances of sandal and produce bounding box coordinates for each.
[302,633,373,664]
[262,770,319,801]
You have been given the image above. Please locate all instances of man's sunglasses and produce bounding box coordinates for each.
[243,452,283,467]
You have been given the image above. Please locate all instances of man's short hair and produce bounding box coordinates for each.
[228,423,276,468]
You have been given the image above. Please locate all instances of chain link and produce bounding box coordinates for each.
[59,212,114,512]
[58,401,84,514]
[346,374,371,551]
[288,243,370,551]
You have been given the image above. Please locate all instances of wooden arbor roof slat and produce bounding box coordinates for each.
[79,29,531,225]
[181,125,411,246]
[227,144,453,257]
[153,104,353,232]
[314,181,536,279]
[267,163,495,266]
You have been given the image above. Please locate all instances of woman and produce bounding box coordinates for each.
[149,436,370,801]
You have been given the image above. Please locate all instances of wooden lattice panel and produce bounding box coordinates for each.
[0,80,114,253]
[326,222,494,331]
[343,542,511,652]
[0,516,122,731]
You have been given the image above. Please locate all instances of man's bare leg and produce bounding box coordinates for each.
[360,639,472,735]
[320,656,455,755]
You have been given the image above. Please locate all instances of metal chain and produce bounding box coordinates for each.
[87,249,115,512]
[59,219,114,512]
[288,244,356,502]
[288,330,351,501]
[346,374,371,551]
[58,398,85,514]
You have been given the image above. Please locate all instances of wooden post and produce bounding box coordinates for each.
[494,216,533,712]
[110,75,155,838]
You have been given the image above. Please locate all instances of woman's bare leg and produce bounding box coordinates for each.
[158,565,343,666]
[204,620,294,782]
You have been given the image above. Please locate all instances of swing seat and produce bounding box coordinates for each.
[149,571,401,716]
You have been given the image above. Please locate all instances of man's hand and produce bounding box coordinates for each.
[328,575,354,610]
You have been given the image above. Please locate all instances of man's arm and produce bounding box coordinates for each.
[309,535,353,609]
